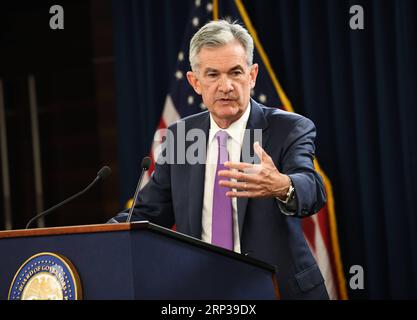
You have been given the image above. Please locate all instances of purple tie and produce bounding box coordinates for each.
[211,130,233,250]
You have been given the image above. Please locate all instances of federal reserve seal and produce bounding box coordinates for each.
[8,252,82,300]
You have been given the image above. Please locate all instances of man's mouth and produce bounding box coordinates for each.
[217,97,236,102]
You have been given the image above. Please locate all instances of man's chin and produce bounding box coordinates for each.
[216,108,238,117]
[213,109,244,123]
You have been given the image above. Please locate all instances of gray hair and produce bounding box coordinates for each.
[189,19,254,71]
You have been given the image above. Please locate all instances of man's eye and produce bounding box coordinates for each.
[232,71,243,76]
[207,73,218,78]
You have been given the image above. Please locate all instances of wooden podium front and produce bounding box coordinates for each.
[0,222,279,300]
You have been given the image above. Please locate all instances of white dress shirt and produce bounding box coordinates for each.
[201,103,251,253]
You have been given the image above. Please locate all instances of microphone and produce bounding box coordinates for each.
[126,157,151,223]
[25,166,111,229]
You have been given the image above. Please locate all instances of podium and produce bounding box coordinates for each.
[0,222,279,299]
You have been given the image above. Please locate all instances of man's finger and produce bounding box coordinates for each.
[254,141,270,163]
[218,170,260,183]
[224,161,252,171]
[226,190,254,198]
[219,180,258,190]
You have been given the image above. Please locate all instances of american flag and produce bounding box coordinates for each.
[142,0,347,300]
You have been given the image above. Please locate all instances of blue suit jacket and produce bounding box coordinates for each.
[112,99,329,299]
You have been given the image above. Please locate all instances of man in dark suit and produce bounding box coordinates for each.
[110,19,328,299]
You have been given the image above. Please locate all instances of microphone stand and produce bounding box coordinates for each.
[25,167,111,229]
[126,157,151,223]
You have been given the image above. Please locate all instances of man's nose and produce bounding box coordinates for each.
[218,75,233,93]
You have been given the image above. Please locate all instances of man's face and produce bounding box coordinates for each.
[187,40,259,128]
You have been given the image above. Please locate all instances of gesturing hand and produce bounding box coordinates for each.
[218,142,291,199]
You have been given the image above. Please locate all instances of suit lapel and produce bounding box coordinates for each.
[187,113,210,238]
[237,99,270,239]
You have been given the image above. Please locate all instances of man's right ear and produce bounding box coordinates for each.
[186,71,202,95]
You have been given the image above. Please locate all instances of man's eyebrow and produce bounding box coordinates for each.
[229,65,245,72]
[203,65,245,74]
[204,67,219,74]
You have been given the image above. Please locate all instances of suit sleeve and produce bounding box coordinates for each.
[107,160,175,228]
[107,129,176,228]
[278,117,326,218]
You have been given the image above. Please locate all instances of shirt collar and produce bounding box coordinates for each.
[209,101,251,144]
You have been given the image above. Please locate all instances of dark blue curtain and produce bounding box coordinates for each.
[111,0,193,206]
[112,0,417,299]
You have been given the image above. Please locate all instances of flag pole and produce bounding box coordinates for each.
[213,0,218,20]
